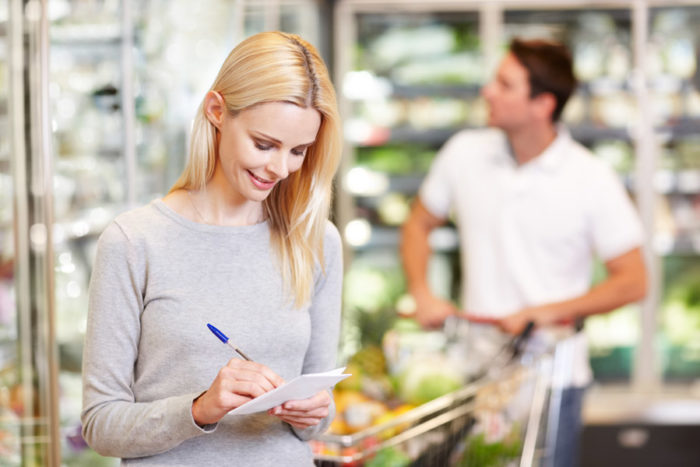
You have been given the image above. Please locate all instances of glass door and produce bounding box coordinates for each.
[648,5,700,383]
[0,1,21,462]
[49,1,126,464]
[335,4,484,359]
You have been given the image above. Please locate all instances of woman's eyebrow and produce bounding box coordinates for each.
[250,131,314,148]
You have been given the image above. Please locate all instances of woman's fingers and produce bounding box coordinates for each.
[275,415,323,429]
[225,359,285,388]
[268,389,331,427]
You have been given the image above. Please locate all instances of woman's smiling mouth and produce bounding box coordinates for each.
[247,170,276,190]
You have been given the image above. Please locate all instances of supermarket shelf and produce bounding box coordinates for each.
[652,169,700,194]
[350,225,458,252]
[56,147,124,160]
[653,234,700,256]
[584,388,700,425]
[350,177,421,200]
[387,174,423,194]
[364,126,462,146]
[578,78,631,96]
[657,118,700,140]
[50,23,122,45]
[358,122,635,147]
[570,124,632,144]
[391,83,482,99]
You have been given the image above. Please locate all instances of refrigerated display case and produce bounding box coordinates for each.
[333,0,700,393]
[334,4,483,362]
[0,2,20,464]
[647,5,700,383]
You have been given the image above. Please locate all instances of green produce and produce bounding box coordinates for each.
[365,446,411,467]
[397,354,462,405]
[458,432,522,467]
[661,264,700,345]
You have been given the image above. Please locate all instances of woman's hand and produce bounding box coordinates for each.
[192,359,285,426]
[267,389,331,429]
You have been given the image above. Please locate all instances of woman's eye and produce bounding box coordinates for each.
[255,142,272,151]
[292,148,306,156]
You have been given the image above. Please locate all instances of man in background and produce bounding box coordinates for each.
[400,38,647,466]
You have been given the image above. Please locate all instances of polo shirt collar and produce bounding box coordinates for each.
[534,125,571,172]
[492,125,572,172]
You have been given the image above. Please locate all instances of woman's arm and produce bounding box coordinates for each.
[81,223,212,458]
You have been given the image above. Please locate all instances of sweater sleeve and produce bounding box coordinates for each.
[292,222,343,440]
[81,222,213,458]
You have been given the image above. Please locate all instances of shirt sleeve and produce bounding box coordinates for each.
[292,221,343,440]
[81,222,212,458]
[418,133,462,220]
[589,162,645,261]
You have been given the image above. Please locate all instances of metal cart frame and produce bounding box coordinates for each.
[313,353,556,467]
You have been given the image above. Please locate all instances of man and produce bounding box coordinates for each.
[400,38,647,467]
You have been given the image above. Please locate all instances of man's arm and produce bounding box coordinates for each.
[400,199,458,327]
[497,247,648,334]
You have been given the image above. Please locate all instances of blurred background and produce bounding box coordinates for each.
[1,0,699,465]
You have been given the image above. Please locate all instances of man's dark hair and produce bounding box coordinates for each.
[509,38,577,122]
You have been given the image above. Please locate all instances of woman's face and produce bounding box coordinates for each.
[208,97,322,204]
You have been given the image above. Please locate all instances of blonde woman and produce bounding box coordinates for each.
[81,31,343,466]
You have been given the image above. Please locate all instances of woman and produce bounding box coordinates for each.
[81,31,343,466]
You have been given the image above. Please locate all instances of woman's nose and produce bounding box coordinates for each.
[266,152,289,180]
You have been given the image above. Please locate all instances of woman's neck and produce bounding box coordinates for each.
[191,182,265,226]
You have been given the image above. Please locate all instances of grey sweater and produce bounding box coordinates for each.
[81,200,343,466]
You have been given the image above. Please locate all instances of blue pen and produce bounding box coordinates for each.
[207,323,253,361]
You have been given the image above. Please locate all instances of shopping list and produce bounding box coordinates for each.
[229,367,350,415]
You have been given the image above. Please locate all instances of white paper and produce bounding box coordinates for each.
[229,367,350,415]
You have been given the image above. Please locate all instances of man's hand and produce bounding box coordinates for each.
[496,310,535,335]
[494,304,562,335]
[413,290,458,328]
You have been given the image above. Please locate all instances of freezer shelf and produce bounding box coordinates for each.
[312,355,553,467]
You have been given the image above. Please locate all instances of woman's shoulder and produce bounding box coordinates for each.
[323,220,341,246]
[101,201,165,244]
[320,220,342,269]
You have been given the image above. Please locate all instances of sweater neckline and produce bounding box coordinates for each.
[152,199,270,235]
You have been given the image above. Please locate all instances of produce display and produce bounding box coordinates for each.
[315,318,542,466]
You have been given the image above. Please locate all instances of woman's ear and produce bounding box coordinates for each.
[204,91,226,129]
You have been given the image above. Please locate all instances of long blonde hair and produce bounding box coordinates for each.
[170,31,342,308]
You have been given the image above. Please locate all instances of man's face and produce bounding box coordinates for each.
[481,52,536,131]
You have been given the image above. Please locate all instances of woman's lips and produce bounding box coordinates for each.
[247,170,276,190]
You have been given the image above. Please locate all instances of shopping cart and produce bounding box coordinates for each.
[312,352,554,467]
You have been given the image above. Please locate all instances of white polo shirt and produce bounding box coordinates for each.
[420,127,644,386]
